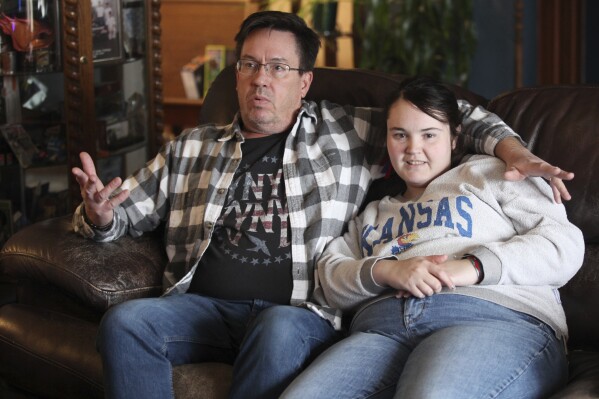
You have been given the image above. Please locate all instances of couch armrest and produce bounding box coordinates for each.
[0,215,167,311]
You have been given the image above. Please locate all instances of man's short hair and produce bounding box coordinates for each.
[234,11,321,72]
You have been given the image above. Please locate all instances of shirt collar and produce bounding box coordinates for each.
[218,114,244,142]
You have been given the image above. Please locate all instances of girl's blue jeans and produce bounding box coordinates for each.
[281,294,568,399]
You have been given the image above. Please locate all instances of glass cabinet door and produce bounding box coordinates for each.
[91,0,151,183]
[0,0,162,242]
[0,0,67,240]
[62,0,162,204]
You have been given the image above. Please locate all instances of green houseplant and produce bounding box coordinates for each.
[267,0,340,36]
[266,0,476,86]
[353,0,477,86]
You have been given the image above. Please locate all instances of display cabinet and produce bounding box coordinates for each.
[0,0,162,243]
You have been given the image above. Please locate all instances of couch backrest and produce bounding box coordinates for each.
[488,86,599,350]
[200,66,599,351]
[488,86,599,243]
[199,65,488,125]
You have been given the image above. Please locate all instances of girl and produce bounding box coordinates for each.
[281,77,584,399]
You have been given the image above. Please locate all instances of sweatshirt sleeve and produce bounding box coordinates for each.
[458,100,526,156]
[469,167,584,288]
[316,202,390,311]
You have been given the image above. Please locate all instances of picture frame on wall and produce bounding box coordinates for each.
[91,0,124,63]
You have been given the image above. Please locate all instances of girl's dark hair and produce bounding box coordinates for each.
[385,76,461,136]
[385,76,465,164]
[234,11,321,72]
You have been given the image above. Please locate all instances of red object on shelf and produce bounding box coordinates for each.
[0,13,54,52]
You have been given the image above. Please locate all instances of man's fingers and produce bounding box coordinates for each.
[505,161,573,202]
[549,177,571,203]
[91,177,123,203]
[71,167,89,186]
[79,152,98,177]
[98,177,122,201]
[108,189,130,209]
[551,169,574,181]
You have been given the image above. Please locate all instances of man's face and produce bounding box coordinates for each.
[236,28,313,137]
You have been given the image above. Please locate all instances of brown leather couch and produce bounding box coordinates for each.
[1,66,598,398]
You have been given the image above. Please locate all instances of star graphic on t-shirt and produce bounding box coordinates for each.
[251,258,260,265]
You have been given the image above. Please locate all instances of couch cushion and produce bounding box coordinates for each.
[487,86,599,352]
[0,216,168,311]
[549,350,599,398]
[173,363,233,399]
[487,86,599,243]
[0,304,103,398]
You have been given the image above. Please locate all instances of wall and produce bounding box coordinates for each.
[585,1,599,83]
[468,0,538,99]
[470,0,598,98]
[161,0,259,99]
[160,0,597,105]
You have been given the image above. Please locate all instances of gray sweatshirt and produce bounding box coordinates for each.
[316,155,584,339]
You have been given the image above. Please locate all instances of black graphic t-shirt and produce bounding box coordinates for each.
[189,133,292,304]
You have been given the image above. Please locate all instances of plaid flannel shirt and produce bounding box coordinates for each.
[74,99,519,330]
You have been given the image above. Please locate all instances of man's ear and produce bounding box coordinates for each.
[300,71,313,98]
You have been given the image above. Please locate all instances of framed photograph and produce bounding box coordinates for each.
[0,199,13,247]
[98,119,128,150]
[91,0,124,63]
[122,0,145,59]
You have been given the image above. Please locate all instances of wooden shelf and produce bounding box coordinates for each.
[163,97,204,133]
[164,97,204,106]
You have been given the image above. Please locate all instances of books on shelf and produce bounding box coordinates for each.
[203,45,235,97]
[180,45,235,99]
[180,55,209,100]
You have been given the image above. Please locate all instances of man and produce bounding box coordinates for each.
[72,11,573,399]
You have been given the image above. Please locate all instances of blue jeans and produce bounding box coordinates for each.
[97,293,339,399]
[281,295,568,399]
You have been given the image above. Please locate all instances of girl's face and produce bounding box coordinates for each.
[387,98,456,200]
